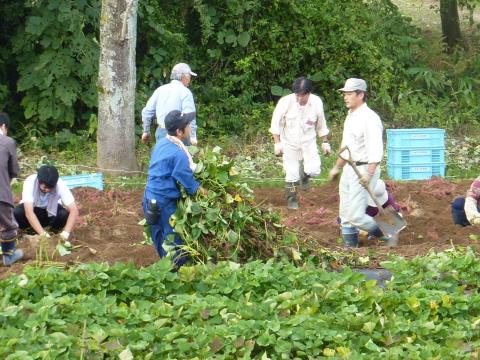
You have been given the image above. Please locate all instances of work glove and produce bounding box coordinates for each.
[328,165,342,181]
[274,142,283,156]
[190,138,198,146]
[60,230,70,240]
[141,132,150,143]
[40,231,51,238]
[359,172,373,188]
[472,217,480,226]
[321,142,331,155]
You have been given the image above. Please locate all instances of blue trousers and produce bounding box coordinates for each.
[142,199,188,268]
[451,197,478,226]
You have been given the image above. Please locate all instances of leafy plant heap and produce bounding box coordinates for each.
[171,146,298,263]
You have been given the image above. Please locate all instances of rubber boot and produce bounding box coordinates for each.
[342,226,359,248]
[285,182,299,210]
[299,167,310,191]
[3,249,24,267]
[368,226,391,242]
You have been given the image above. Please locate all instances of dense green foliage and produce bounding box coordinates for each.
[1,0,478,150]
[170,146,298,262]
[1,247,480,358]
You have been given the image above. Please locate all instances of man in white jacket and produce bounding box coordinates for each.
[329,78,387,247]
[270,77,331,209]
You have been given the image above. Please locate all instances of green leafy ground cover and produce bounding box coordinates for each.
[1,247,480,359]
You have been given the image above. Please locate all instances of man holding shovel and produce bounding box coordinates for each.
[328,78,388,247]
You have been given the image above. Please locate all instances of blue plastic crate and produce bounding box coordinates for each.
[387,163,446,180]
[61,173,104,191]
[387,128,445,148]
[387,146,445,165]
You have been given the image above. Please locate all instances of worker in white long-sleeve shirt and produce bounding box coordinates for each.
[270,77,331,210]
[328,78,387,247]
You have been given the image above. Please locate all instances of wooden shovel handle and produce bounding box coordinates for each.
[338,146,385,212]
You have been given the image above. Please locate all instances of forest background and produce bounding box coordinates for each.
[0,0,479,181]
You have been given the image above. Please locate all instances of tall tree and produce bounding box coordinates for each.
[97,0,139,175]
[439,0,462,51]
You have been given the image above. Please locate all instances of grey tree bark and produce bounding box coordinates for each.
[440,0,462,52]
[97,0,139,175]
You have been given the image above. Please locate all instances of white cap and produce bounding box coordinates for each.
[171,63,197,77]
[339,78,367,92]
[367,179,388,207]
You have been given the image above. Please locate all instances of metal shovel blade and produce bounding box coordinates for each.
[374,206,406,246]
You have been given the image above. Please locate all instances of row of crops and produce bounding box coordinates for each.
[1,247,480,358]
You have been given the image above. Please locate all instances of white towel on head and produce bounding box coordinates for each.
[166,135,197,172]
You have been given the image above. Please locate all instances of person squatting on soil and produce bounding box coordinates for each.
[451,175,480,227]
[14,165,79,240]
[0,112,24,266]
[328,78,389,247]
[143,110,206,269]
[270,77,331,210]
[141,63,199,146]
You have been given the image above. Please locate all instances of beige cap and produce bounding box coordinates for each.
[367,179,388,207]
[339,78,367,92]
[171,63,197,77]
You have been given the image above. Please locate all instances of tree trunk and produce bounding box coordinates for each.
[439,0,462,52]
[97,0,139,175]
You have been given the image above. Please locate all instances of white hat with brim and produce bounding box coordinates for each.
[339,78,367,92]
[171,63,197,77]
[367,179,388,207]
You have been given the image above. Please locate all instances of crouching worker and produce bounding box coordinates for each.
[0,112,23,266]
[337,180,402,243]
[365,180,401,218]
[270,77,330,210]
[14,165,79,240]
[451,176,480,227]
[143,110,206,269]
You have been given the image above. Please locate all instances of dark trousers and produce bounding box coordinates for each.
[451,197,477,226]
[0,202,18,255]
[142,198,188,268]
[14,204,69,230]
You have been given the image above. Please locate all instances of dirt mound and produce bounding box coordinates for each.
[1,180,478,278]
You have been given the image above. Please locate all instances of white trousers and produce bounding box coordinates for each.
[339,164,380,232]
[283,141,321,182]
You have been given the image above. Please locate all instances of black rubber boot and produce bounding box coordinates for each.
[368,226,390,242]
[285,182,299,210]
[342,227,359,248]
[299,167,310,191]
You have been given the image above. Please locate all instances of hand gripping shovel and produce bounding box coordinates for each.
[338,146,406,246]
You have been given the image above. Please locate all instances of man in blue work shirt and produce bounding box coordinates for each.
[141,63,198,145]
[143,110,205,268]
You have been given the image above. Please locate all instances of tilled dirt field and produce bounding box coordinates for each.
[1,178,478,278]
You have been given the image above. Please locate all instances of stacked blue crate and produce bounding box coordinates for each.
[61,173,104,190]
[386,129,445,180]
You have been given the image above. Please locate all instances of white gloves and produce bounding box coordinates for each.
[60,230,70,240]
[274,142,283,156]
[328,165,342,181]
[40,231,51,238]
[321,142,331,155]
[359,172,373,188]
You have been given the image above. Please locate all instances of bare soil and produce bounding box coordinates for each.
[1,178,478,278]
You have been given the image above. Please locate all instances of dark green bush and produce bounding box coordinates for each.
[0,0,478,147]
